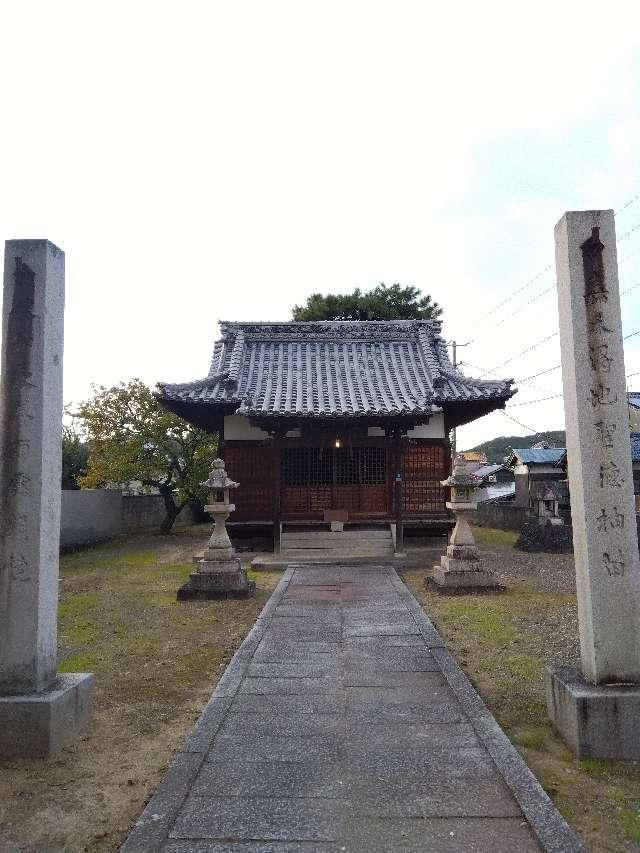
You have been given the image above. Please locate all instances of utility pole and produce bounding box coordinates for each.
[448,340,470,458]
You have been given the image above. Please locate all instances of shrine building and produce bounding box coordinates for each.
[157,320,515,544]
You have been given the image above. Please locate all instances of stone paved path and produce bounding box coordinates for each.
[122,566,584,853]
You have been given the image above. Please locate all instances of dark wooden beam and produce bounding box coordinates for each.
[393,426,404,553]
[273,431,283,553]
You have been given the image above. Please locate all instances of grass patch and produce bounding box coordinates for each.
[1,530,282,853]
[404,541,640,852]
[58,653,97,673]
[470,525,518,551]
[620,807,640,842]
[65,619,99,644]
[437,597,517,647]
[58,592,98,618]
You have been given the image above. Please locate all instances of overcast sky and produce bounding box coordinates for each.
[2,1,639,449]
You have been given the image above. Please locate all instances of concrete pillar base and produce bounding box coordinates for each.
[0,672,93,758]
[546,665,640,758]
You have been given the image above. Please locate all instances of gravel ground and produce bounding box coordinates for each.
[477,546,580,667]
[480,549,578,594]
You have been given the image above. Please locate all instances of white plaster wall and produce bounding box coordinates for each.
[224,415,270,440]
[528,464,562,475]
[406,413,445,438]
[367,414,445,439]
[224,414,300,440]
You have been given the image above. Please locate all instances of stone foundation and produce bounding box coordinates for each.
[431,563,501,592]
[431,545,500,592]
[0,673,94,758]
[546,665,640,758]
[178,558,255,600]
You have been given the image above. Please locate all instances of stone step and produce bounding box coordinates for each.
[252,553,407,569]
[280,537,392,549]
[281,530,392,541]
[281,548,394,559]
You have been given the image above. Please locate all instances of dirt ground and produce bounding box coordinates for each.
[403,525,640,853]
[0,526,281,853]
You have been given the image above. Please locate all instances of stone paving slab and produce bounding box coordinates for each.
[247,660,341,678]
[162,842,338,853]
[344,817,542,852]
[219,711,343,738]
[171,796,344,842]
[192,758,345,799]
[210,733,339,763]
[122,565,585,853]
[233,694,345,716]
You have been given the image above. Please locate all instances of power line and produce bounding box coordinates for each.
[618,221,640,243]
[461,360,559,396]
[500,409,540,433]
[515,364,561,383]
[494,284,556,329]
[615,193,640,216]
[507,393,564,408]
[472,265,552,328]
[475,279,636,374]
[620,245,640,265]
[488,331,559,372]
[466,191,639,337]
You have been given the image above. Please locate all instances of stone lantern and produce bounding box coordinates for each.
[431,453,500,592]
[177,459,255,599]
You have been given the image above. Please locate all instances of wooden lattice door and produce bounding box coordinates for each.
[401,442,448,516]
[281,446,389,519]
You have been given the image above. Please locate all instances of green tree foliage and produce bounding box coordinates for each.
[465,430,566,464]
[292,283,442,321]
[78,379,217,533]
[61,420,89,489]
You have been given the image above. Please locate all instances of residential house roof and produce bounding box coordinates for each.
[507,448,567,466]
[474,463,505,481]
[476,482,516,503]
[157,320,516,428]
[631,432,640,463]
[628,392,640,411]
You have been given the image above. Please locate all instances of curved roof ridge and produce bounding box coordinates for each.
[157,318,517,419]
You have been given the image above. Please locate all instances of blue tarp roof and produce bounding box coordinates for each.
[511,448,566,465]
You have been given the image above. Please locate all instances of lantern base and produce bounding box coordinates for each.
[177,558,255,600]
[431,563,501,591]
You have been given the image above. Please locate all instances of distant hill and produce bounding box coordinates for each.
[464,430,566,464]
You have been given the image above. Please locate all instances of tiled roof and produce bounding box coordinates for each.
[475,463,505,480]
[509,448,566,465]
[631,432,640,463]
[157,320,516,420]
[476,483,516,503]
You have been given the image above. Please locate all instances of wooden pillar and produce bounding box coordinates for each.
[394,426,404,553]
[273,432,282,553]
[217,416,225,456]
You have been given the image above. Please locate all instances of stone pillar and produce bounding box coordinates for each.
[546,210,640,758]
[0,240,93,758]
